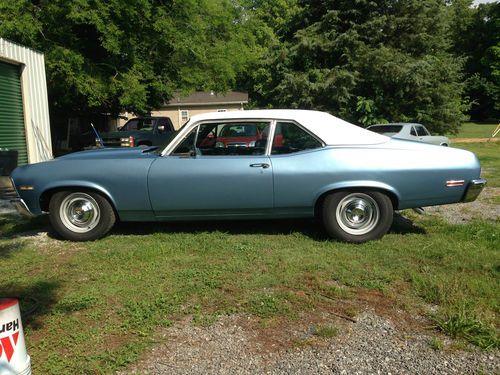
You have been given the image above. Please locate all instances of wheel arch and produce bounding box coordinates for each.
[39,182,118,217]
[314,182,400,219]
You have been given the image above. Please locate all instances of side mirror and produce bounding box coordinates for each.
[189,146,197,157]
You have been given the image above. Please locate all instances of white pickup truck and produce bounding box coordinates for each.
[367,123,450,146]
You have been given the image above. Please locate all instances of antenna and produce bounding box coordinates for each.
[91,123,104,148]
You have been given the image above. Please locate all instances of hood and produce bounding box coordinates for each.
[57,147,158,161]
[100,130,148,138]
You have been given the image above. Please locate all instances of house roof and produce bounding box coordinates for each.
[163,91,248,107]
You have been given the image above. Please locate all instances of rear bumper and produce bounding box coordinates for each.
[462,179,487,203]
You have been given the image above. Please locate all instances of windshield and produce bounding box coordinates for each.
[120,118,155,131]
[368,125,403,135]
[152,121,190,155]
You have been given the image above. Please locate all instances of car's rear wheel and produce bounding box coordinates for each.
[322,191,393,243]
[49,191,116,241]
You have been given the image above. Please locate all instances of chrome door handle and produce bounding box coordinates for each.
[250,163,270,169]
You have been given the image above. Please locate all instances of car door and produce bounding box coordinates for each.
[269,121,325,215]
[148,121,274,219]
[415,125,431,143]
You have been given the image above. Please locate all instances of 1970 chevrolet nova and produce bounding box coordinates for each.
[5,110,486,242]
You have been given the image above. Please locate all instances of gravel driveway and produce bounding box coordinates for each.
[124,312,498,374]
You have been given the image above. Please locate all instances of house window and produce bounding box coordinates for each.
[181,110,189,122]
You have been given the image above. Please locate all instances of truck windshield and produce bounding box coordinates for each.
[120,118,155,131]
[368,125,403,135]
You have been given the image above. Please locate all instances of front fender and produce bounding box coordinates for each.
[39,180,117,209]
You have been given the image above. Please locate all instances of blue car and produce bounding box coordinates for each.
[5,110,485,242]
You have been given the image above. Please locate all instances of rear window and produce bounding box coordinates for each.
[368,125,403,134]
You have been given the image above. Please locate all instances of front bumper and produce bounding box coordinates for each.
[462,179,487,203]
[0,176,35,217]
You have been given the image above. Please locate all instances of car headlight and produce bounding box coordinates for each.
[215,141,224,148]
[248,141,256,147]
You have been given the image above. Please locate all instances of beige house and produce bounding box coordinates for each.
[152,91,248,129]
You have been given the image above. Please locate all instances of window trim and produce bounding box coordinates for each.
[270,120,325,156]
[161,118,325,157]
[164,118,274,157]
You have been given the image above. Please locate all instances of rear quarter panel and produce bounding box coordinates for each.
[271,141,480,212]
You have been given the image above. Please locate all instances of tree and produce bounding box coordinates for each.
[449,1,499,121]
[247,0,468,133]
[0,0,256,117]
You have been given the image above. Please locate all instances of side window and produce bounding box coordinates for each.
[410,127,417,136]
[196,122,269,156]
[416,126,429,136]
[157,118,171,133]
[271,122,322,155]
[172,128,196,155]
[122,119,139,131]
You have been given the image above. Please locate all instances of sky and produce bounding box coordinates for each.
[473,0,497,4]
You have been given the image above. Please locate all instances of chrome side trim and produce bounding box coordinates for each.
[446,180,464,187]
[462,179,487,203]
[10,199,35,217]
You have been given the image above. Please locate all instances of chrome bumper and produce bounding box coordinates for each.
[0,176,35,217]
[462,179,487,203]
[10,198,35,217]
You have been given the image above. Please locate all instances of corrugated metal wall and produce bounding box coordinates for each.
[0,38,52,163]
[0,61,28,164]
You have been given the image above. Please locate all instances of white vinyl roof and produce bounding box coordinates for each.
[189,109,389,145]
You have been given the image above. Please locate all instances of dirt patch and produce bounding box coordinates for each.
[452,137,500,143]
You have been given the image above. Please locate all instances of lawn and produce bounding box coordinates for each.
[453,142,499,188]
[0,143,498,374]
[451,122,499,139]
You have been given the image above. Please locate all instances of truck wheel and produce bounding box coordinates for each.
[49,191,116,241]
[322,190,393,243]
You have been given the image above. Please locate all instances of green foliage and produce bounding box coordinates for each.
[430,336,444,351]
[437,310,499,350]
[449,1,499,121]
[247,0,468,133]
[313,324,338,338]
[0,0,257,116]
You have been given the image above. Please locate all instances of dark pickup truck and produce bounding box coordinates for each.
[98,117,175,148]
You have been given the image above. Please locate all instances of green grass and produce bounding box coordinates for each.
[0,214,498,373]
[0,142,498,373]
[451,123,499,139]
[452,142,500,188]
[313,324,338,338]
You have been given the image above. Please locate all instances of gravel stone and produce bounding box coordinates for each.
[424,187,499,224]
[124,312,499,375]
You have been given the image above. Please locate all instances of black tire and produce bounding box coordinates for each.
[49,190,116,241]
[322,190,393,243]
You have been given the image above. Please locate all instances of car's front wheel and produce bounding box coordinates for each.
[322,190,393,243]
[49,191,116,241]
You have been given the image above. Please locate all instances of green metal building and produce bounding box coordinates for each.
[0,38,52,165]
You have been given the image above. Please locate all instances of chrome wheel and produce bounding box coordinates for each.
[335,193,380,235]
[59,192,101,233]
